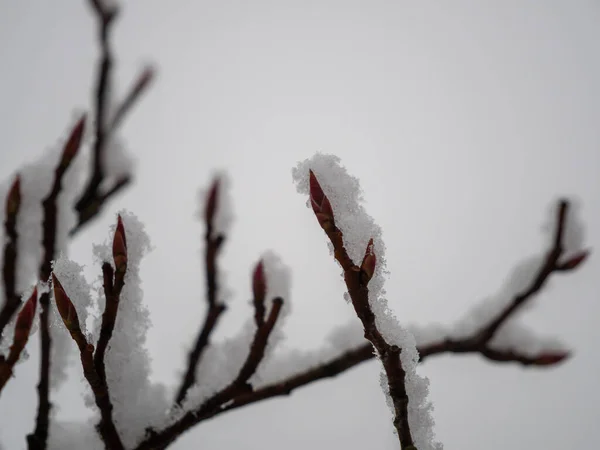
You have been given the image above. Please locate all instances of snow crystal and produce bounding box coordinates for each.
[178,321,256,416]
[173,252,292,416]
[292,153,441,450]
[93,211,167,447]
[488,320,568,357]
[48,420,103,450]
[101,134,135,183]
[256,320,365,387]
[15,120,84,291]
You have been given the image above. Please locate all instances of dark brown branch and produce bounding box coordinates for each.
[137,298,284,450]
[27,117,86,450]
[52,273,125,450]
[193,331,571,424]
[174,179,227,406]
[308,170,413,447]
[26,291,52,450]
[0,177,22,343]
[109,67,154,133]
[473,200,570,344]
[135,197,583,449]
[74,1,150,235]
[93,263,117,388]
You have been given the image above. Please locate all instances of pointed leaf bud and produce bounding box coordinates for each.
[360,238,376,284]
[557,250,590,271]
[52,274,81,331]
[309,170,335,230]
[12,287,38,353]
[252,260,266,302]
[5,175,21,218]
[113,215,128,274]
[60,115,86,169]
[134,66,155,94]
[533,351,570,366]
[252,260,267,326]
[204,178,220,226]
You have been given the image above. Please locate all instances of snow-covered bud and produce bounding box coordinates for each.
[360,238,376,284]
[52,273,81,331]
[309,170,335,231]
[113,215,128,274]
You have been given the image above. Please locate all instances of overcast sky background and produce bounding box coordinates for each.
[1,1,599,449]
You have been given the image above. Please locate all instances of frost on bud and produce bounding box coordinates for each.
[113,215,128,274]
[533,351,570,366]
[360,238,376,284]
[52,274,81,332]
[557,250,590,271]
[11,288,38,355]
[59,115,86,169]
[309,170,335,230]
[5,175,21,218]
[204,178,220,226]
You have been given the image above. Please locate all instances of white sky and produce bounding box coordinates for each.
[1,1,599,449]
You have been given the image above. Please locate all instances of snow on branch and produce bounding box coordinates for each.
[293,153,440,450]
[135,252,291,449]
[174,174,232,406]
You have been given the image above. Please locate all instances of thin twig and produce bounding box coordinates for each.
[137,298,284,450]
[27,117,86,450]
[73,1,152,235]
[0,177,22,343]
[52,274,125,450]
[308,170,413,447]
[174,180,227,406]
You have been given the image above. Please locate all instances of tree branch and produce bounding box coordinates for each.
[51,274,125,450]
[136,298,285,450]
[308,170,413,447]
[73,0,153,235]
[0,177,22,343]
[174,179,227,406]
[27,116,86,450]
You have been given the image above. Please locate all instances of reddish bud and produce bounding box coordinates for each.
[5,175,21,217]
[12,287,38,352]
[113,215,128,274]
[135,66,155,93]
[60,115,86,168]
[360,238,376,284]
[204,178,220,226]
[309,170,334,230]
[52,274,81,330]
[533,351,570,366]
[252,260,267,302]
[557,250,590,271]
